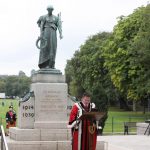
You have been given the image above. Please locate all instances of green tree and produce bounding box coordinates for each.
[65,32,119,134]
[4,75,31,97]
[0,79,6,92]
[104,4,150,111]
[65,32,117,110]
[17,76,31,97]
[5,76,19,97]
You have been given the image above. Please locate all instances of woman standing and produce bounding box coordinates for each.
[37,5,63,69]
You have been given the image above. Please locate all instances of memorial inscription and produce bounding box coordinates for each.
[18,97,35,129]
[39,90,66,112]
[33,82,68,122]
[22,105,34,118]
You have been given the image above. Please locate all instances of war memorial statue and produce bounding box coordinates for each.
[7,5,106,150]
[36,5,63,69]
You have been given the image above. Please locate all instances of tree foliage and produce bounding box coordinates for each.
[65,32,118,110]
[65,4,150,112]
[104,5,150,101]
[0,75,31,97]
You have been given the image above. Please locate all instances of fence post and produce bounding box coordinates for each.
[112,117,114,133]
[129,116,131,122]
[0,117,1,124]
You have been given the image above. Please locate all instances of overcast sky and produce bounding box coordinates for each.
[0,0,148,76]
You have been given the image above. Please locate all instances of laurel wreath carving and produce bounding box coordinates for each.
[36,36,47,49]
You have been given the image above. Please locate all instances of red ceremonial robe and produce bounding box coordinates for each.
[68,102,97,150]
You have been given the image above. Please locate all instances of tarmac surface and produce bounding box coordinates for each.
[98,135,150,150]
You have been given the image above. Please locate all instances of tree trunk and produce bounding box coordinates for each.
[119,96,130,111]
[133,101,137,112]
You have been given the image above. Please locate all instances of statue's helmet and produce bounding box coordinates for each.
[47,5,54,11]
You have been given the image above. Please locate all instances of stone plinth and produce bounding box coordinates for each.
[7,139,72,150]
[31,69,65,83]
[31,82,68,124]
[8,69,107,150]
[18,97,35,129]
[9,127,40,141]
[9,127,71,141]
[7,138,106,150]
[137,122,149,135]
[34,121,68,129]
[8,69,70,150]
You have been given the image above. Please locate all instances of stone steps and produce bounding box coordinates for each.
[6,138,106,150]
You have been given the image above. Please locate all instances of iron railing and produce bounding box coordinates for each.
[104,116,150,134]
[0,125,8,150]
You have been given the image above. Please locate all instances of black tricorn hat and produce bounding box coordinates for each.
[9,105,13,108]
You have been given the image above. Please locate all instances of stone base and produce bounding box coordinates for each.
[7,139,72,150]
[137,123,149,135]
[8,71,108,150]
[34,121,68,129]
[32,69,65,83]
[7,137,106,150]
[9,127,71,141]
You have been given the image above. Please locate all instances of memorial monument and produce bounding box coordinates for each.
[7,5,106,150]
[7,5,71,150]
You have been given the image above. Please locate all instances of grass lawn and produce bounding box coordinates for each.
[0,100,150,134]
[104,108,150,134]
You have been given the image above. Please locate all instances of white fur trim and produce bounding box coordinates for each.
[91,103,96,108]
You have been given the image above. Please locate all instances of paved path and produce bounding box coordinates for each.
[97,135,150,150]
[1,135,149,150]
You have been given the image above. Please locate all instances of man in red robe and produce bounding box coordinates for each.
[68,93,97,150]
